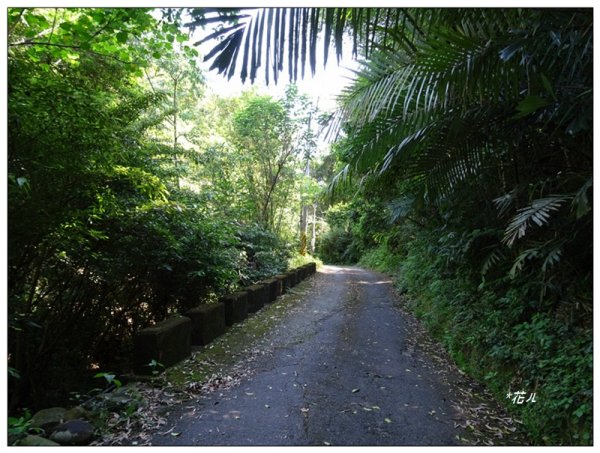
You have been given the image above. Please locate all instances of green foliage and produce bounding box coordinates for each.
[94,372,122,389]
[359,244,402,273]
[227,86,317,236]
[147,360,166,376]
[186,8,423,84]
[8,409,38,445]
[287,252,321,270]
[317,199,390,264]
[318,227,357,264]
[234,224,290,284]
[324,10,591,444]
[357,222,592,445]
[6,7,298,414]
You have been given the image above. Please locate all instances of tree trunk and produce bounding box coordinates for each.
[173,77,180,190]
[310,203,317,254]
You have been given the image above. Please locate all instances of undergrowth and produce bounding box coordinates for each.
[360,239,592,446]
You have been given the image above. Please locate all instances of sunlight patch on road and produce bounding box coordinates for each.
[355,280,393,285]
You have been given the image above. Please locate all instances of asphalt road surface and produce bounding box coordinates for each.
[152,265,469,446]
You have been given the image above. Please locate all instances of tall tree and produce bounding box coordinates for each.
[229,85,316,234]
[142,49,205,190]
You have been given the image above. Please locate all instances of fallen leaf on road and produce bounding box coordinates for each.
[170,432,180,437]
[352,388,360,393]
[384,418,392,423]
[158,426,176,436]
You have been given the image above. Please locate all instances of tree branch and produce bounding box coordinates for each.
[9,41,139,65]
[8,8,26,37]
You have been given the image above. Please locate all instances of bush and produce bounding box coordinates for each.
[234,224,290,284]
[8,193,245,411]
[317,227,358,264]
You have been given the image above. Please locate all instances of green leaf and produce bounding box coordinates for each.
[540,73,557,101]
[513,95,551,119]
[116,31,128,43]
[573,178,592,219]
[499,42,521,61]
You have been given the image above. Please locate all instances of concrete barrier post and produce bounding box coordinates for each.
[275,274,289,294]
[133,316,191,375]
[220,291,249,326]
[246,284,267,313]
[285,270,297,287]
[260,277,281,303]
[186,303,226,346]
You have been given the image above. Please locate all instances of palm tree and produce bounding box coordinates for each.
[337,11,590,236]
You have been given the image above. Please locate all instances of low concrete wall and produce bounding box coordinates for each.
[260,277,282,303]
[246,284,267,313]
[132,265,318,374]
[275,274,288,294]
[220,291,248,326]
[301,262,316,278]
[285,270,298,287]
[133,316,191,375]
[186,303,226,346]
[293,267,303,283]
[298,265,309,281]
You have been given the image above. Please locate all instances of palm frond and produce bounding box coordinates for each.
[572,177,592,219]
[503,196,570,247]
[481,247,506,276]
[388,196,415,223]
[187,7,433,85]
[493,190,518,217]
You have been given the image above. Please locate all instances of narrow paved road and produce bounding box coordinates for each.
[152,265,467,446]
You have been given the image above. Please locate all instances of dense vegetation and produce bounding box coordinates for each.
[7,7,592,446]
[7,8,323,412]
[319,8,593,446]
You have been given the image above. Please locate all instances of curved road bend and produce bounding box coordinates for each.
[152,265,467,446]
